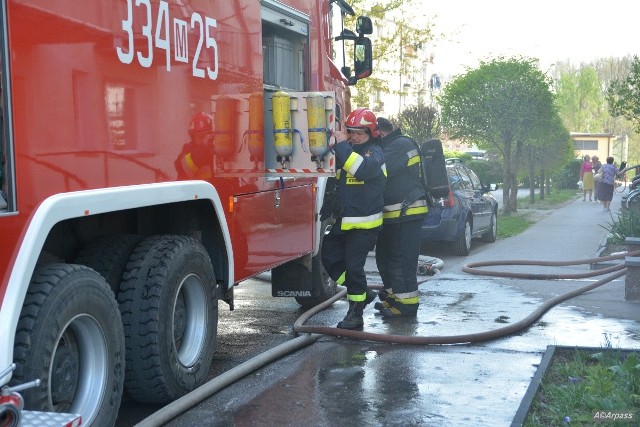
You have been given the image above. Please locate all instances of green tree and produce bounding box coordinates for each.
[438,57,569,214]
[555,65,606,132]
[523,114,572,202]
[344,0,434,108]
[554,57,640,167]
[607,56,640,134]
[389,103,440,142]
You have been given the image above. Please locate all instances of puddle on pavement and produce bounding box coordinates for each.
[362,273,640,351]
[222,272,640,427]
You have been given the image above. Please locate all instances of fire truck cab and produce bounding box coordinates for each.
[0,0,373,424]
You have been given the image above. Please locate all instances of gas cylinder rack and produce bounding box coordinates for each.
[264,91,336,176]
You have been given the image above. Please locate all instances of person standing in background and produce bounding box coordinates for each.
[373,117,428,318]
[597,156,621,211]
[592,155,602,202]
[579,154,594,201]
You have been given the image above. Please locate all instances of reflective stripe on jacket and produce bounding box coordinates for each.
[333,139,386,231]
[380,128,428,223]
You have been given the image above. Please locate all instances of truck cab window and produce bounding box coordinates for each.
[261,0,309,92]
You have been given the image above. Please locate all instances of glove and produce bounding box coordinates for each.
[320,178,338,221]
[320,191,336,221]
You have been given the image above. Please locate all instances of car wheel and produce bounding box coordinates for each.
[452,217,472,255]
[481,211,497,243]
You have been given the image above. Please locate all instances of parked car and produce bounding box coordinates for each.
[421,158,498,255]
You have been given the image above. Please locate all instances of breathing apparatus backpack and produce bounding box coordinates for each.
[410,138,450,202]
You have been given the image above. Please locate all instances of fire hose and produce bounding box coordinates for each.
[294,251,638,343]
[136,250,637,426]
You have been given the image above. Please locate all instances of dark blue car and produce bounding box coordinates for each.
[422,159,498,255]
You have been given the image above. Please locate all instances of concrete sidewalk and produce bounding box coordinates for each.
[410,189,640,425]
[460,189,640,321]
[356,188,640,425]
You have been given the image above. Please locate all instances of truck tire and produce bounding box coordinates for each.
[118,235,218,404]
[74,234,142,293]
[12,264,125,427]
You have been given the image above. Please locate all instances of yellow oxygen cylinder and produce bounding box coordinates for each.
[306,92,328,158]
[247,92,264,162]
[271,91,293,160]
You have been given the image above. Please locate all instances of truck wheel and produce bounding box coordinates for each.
[74,234,142,293]
[118,235,218,404]
[295,219,337,308]
[452,217,472,255]
[12,264,125,427]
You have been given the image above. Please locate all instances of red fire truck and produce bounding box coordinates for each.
[0,0,373,425]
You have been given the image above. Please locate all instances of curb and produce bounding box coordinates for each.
[590,234,624,270]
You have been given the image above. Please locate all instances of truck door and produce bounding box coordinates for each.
[0,21,12,213]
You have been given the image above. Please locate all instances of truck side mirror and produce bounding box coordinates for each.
[351,37,372,82]
[355,16,373,35]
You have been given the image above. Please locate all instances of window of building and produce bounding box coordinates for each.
[574,139,598,150]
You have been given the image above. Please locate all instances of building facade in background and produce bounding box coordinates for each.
[572,133,628,165]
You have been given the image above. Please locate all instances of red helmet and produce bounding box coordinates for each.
[345,108,379,137]
[189,112,212,136]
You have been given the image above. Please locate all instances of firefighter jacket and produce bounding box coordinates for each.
[380,128,428,223]
[332,138,386,232]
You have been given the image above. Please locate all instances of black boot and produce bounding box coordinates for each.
[379,298,419,318]
[374,290,394,310]
[365,290,377,306]
[337,301,365,330]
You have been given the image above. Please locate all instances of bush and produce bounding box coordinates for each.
[600,209,640,244]
[552,159,582,190]
[466,159,503,185]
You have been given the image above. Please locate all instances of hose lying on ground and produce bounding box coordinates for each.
[137,250,639,425]
[293,250,640,344]
[135,334,324,427]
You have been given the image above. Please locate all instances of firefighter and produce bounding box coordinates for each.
[175,112,214,179]
[321,108,387,330]
[374,117,428,317]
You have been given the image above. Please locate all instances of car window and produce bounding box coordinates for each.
[447,167,463,191]
[462,165,483,190]
[455,165,474,190]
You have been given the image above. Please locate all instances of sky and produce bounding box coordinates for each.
[416,0,640,78]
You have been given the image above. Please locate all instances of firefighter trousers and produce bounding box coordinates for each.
[321,228,378,299]
[375,218,423,297]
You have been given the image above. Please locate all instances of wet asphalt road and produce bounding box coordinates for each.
[121,190,640,426]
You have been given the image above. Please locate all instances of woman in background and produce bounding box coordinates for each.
[591,155,602,202]
[598,156,621,211]
[579,154,594,201]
